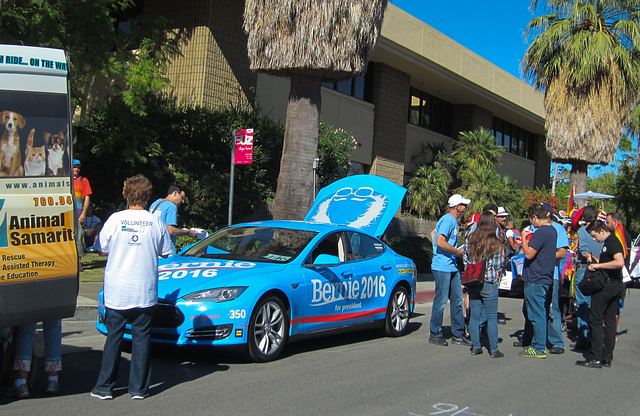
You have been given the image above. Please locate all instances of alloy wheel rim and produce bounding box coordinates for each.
[390,290,409,331]
[254,301,285,355]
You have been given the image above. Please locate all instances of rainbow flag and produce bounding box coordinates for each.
[570,207,583,230]
[560,251,576,281]
[615,223,628,257]
[597,209,607,222]
[567,186,574,212]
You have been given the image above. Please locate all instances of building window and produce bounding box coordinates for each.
[322,65,373,103]
[407,88,453,137]
[492,117,532,159]
[114,1,145,50]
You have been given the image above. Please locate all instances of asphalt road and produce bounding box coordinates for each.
[2,290,640,416]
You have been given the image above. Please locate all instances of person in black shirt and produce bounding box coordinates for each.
[576,220,625,368]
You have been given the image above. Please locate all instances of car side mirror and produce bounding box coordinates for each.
[313,254,341,265]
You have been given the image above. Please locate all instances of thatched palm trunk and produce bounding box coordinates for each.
[244,0,387,219]
[273,73,322,220]
[570,161,588,208]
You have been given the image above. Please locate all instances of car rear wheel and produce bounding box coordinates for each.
[384,285,410,337]
[247,296,289,362]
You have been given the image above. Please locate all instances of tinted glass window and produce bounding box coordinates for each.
[183,226,317,263]
[336,79,352,95]
[309,233,347,264]
[492,116,533,159]
[407,87,452,136]
[353,76,365,100]
[346,232,385,260]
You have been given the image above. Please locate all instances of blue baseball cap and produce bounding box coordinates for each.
[72,159,81,166]
[540,202,553,213]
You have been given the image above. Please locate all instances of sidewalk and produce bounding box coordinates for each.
[73,282,101,321]
[73,273,436,320]
[415,273,436,303]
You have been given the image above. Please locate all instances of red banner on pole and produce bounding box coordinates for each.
[233,129,254,165]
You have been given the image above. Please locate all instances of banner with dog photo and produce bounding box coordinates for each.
[0,44,77,291]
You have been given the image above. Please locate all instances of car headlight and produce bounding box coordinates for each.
[182,287,247,302]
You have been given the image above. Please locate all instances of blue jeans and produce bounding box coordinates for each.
[430,270,465,338]
[468,282,499,351]
[523,283,551,352]
[94,307,154,396]
[14,320,62,373]
[574,265,591,343]
[547,279,564,348]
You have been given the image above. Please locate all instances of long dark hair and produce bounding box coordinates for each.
[467,212,502,261]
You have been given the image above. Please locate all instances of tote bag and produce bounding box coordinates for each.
[578,268,606,296]
[462,259,486,288]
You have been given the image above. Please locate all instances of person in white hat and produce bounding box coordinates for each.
[495,206,510,251]
[429,194,471,347]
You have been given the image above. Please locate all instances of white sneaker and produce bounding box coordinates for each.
[15,384,30,399]
[91,388,113,400]
[45,380,60,394]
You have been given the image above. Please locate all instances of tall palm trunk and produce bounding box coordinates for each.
[551,162,559,196]
[570,161,588,208]
[272,73,322,220]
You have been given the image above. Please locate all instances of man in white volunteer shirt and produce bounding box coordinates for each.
[91,174,172,401]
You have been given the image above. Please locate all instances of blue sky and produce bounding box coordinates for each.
[391,1,540,81]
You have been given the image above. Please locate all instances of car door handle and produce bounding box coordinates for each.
[342,271,353,278]
[381,265,392,271]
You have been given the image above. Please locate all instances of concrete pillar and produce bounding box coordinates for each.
[369,63,410,186]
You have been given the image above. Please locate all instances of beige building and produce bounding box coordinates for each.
[145,0,549,189]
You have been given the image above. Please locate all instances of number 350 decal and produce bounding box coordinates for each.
[228,309,247,319]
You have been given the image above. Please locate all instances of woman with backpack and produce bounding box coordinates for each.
[463,212,505,358]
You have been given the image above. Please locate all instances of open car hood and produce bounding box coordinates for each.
[304,174,406,237]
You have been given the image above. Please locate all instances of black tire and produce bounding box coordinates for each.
[384,285,410,337]
[247,296,289,362]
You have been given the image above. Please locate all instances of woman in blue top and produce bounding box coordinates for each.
[463,212,505,358]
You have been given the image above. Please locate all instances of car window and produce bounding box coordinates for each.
[308,232,347,264]
[183,226,317,263]
[346,231,385,260]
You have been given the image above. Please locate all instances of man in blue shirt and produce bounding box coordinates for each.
[149,185,197,255]
[519,204,557,358]
[429,194,471,347]
[541,202,569,354]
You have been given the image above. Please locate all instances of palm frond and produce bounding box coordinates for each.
[523,0,640,164]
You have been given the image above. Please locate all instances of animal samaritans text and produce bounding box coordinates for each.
[8,213,73,246]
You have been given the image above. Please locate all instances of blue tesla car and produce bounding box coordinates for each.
[97,175,416,362]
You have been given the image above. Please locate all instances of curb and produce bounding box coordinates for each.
[66,305,98,322]
[415,290,435,304]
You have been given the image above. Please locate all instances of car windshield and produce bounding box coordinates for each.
[182,226,318,263]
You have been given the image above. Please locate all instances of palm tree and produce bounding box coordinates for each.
[244,1,387,220]
[626,102,640,155]
[523,0,640,200]
[451,127,504,189]
[406,162,452,220]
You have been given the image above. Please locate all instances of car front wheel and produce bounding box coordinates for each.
[384,285,410,337]
[247,296,289,362]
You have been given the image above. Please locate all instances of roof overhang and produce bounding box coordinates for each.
[373,5,545,135]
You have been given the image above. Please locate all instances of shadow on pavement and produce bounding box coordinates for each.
[0,343,230,403]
